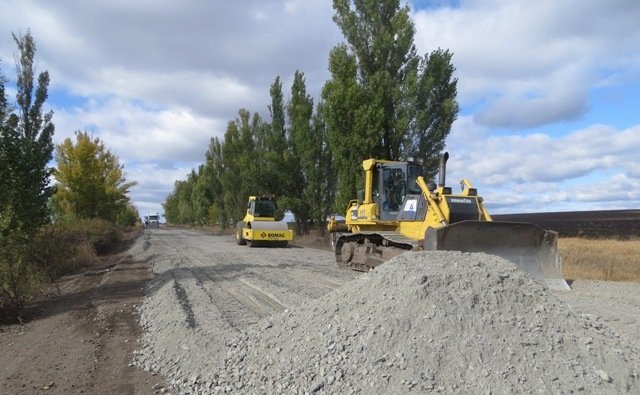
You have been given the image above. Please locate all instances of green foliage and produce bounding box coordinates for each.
[116,204,140,227]
[0,213,43,313]
[410,48,459,179]
[1,32,55,235]
[0,33,141,320]
[207,204,221,227]
[0,31,55,314]
[204,137,227,226]
[53,131,137,223]
[311,102,336,235]
[287,71,333,234]
[322,0,458,209]
[221,110,261,221]
[163,76,336,233]
[163,179,193,225]
[164,109,269,228]
[163,2,458,233]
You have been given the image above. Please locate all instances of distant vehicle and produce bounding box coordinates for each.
[145,213,160,228]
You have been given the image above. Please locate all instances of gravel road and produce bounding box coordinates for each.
[132,228,640,394]
[132,228,358,391]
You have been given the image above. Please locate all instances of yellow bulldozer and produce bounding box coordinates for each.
[236,195,293,247]
[327,152,569,290]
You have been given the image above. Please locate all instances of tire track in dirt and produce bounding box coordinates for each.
[181,241,355,313]
[182,247,287,322]
[171,270,197,329]
[156,239,286,330]
[142,229,357,331]
[134,228,364,390]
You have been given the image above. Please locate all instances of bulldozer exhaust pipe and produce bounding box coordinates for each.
[438,152,449,188]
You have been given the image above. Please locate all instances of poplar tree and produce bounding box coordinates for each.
[204,137,227,227]
[286,71,317,233]
[220,110,260,221]
[0,31,55,312]
[322,0,458,209]
[1,32,55,233]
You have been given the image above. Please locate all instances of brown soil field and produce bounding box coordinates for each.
[0,233,168,394]
[493,209,640,238]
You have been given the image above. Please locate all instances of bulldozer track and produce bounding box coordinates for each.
[334,232,415,271]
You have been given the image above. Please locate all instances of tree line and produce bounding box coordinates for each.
[163,0,459,234]
[1,31,137,317]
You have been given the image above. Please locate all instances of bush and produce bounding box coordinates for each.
[64,218,123,255]
[31,224,98,280]
[0,235,46,315]
[116,204,140,227]
[31,219,124,282]
[1,218,127,321]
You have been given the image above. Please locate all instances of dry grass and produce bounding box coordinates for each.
[559,237,640,282]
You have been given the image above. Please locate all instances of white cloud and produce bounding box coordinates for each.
[53,97,224,163]
[412,0,640,128]
[445,119,640,212]
[1,0,639,216]
[128,163,194,210]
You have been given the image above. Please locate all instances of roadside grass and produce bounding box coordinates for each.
[1,219,140,322]
[559,237,640,282]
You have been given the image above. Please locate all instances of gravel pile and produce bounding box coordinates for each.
[134,240,640,394]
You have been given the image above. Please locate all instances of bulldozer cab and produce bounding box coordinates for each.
[373,162,423,221]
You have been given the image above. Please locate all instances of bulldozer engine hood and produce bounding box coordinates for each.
[445,196,480,223]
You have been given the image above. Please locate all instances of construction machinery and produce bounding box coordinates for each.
[327,152,569,290]
[236,195,293,247]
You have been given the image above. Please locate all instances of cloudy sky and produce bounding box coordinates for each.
[1,0,638,216]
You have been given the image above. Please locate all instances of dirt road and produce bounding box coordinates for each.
[2,228,639,394]
[0,236,167,394]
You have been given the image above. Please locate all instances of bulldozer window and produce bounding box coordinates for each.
[383,168,405,212]
[372,168,380,203]
[406,164,424,194]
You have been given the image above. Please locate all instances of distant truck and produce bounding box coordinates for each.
[145,213,160,228]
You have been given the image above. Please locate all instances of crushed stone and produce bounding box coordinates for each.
[133,236,640,394]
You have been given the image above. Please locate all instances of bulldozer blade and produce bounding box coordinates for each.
[424,221,570,291]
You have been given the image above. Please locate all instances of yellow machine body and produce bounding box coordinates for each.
[236,196,293,247]
[328,153,568,290]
